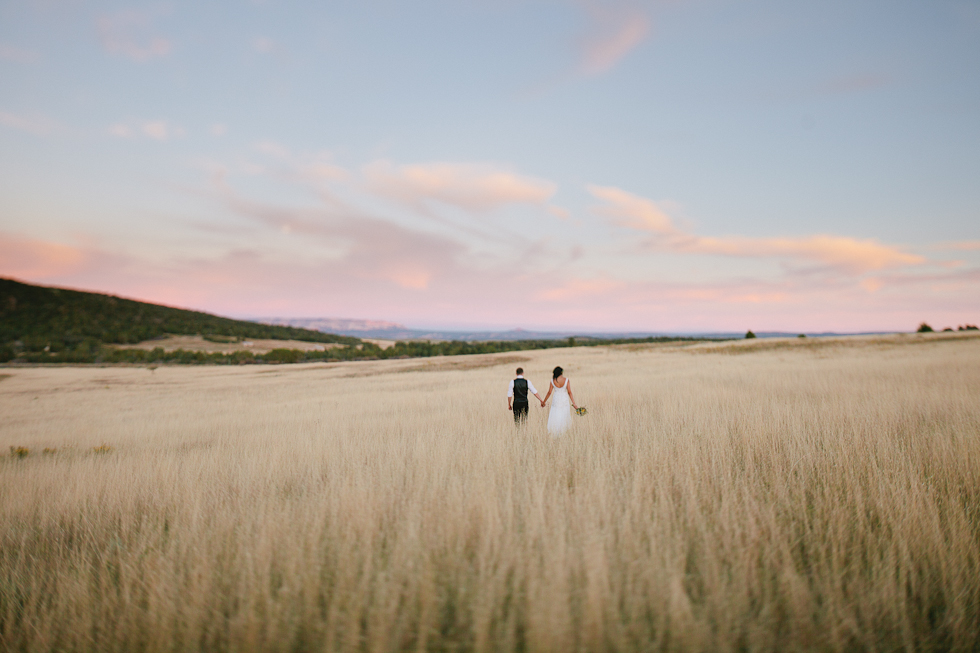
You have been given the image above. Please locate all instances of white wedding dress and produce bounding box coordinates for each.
[547,378,572,436]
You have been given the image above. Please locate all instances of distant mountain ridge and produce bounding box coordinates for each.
[258,317,875,342]
[260,318,664,342]
[261,317,407,333]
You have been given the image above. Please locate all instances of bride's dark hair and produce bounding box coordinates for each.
[552,366,563,379]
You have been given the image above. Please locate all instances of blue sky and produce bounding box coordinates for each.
[1,0,978,331]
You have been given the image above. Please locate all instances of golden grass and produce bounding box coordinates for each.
[2,334,979,652]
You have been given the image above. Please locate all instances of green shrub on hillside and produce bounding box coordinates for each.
[264,349,304,364]
[202,334,240,343]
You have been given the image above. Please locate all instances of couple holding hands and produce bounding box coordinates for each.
[507,366,579,435]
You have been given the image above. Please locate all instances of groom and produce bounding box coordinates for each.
[507,367,543,425]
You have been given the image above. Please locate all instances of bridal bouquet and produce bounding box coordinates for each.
[575,407,588,416]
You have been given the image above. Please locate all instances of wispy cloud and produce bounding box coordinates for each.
[252,36,277,54]
[577,4,650,76]
[108,123,132,138]
[934,240,980,251]
[218,191,466,292]
[589,184,678,235]
[302,160,348,183]
[588,185,926,274]
[254,140,291,160]
[536,277,623,301]
[248,141,349,184]
[98,9,171,62]
[547,205,571,220]
[0,43,38,64]
[685,234,925,273]
[0,233,88,279]
[0,111,61,136]
[109,119,184,141]
[363,161,557,212]
[142,120,179,140]
[250,36,290,63]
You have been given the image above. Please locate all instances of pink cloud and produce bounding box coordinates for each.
[0,233,89,279]
[537,277,623,301]
[588,185,926,274]
[247,143,349,184]
[0,43,38,64]
[252,36,276,54]
[0,111,61,136]
[588,184,678,235]
[860,277,883,293]
[578,5,650,76]
[254,140,291,159]
[108,123,133,138]
[98,9,171,62]
[936,240,980,251]
[687,235,925,273]
[250,36,290,62]
[108,119,184,141]
[218,190,465,293]
[363,161,557,212]
[303,161,348,182]
[142,121,170,140]
[547,205,571,220]
[144,120,184,140]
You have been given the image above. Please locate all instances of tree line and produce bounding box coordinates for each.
[5,336,709,365]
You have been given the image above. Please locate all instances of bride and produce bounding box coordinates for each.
[541,366,579,436]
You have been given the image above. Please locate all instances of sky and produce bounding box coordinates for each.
[1,0,978,332]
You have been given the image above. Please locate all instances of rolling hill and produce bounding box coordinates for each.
[0,277,360,362]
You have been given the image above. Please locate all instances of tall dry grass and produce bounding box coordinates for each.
[1,335,979,652]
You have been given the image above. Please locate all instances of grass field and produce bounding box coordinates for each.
[104,335,349,355]
[2,333,979,652]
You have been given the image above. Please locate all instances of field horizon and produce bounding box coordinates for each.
[2,333,979,651]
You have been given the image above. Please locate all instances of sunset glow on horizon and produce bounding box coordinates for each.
[2,1,978,332]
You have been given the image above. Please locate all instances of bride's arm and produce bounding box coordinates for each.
[541,384,552,406]
[567,380,578,410]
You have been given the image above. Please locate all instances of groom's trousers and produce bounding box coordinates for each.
[513,401,529,425]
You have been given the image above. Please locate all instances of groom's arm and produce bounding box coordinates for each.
[528,380,543,405]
